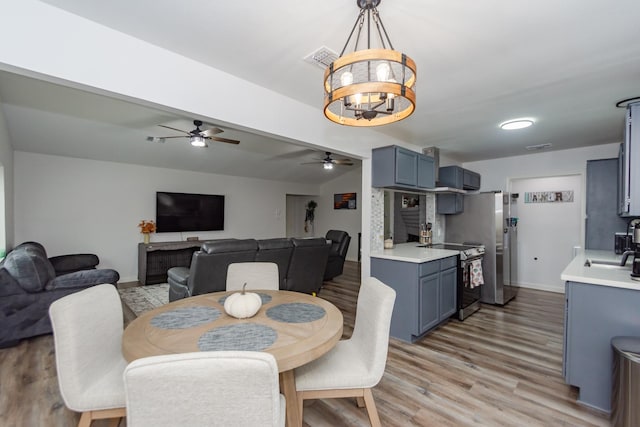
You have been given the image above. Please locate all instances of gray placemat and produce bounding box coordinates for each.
[218,292,272,305]
[266,303,326,323]
[198,324,277,351]
[150,306,221,329]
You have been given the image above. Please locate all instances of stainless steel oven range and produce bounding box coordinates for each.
[429,243,485,320]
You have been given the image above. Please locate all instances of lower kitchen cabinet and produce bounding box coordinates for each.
[563,280,640,413]
[371,255,457,342]
[419,273,439,332]
[440,266,457,318]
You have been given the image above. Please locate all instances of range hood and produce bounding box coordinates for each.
[429,186,469,194]
[422,148,478,194]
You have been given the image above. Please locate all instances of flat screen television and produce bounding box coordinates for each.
[156,192,224,232]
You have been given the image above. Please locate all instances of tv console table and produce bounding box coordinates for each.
[137,240,204,285]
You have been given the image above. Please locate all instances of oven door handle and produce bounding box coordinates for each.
[462,255,484,264]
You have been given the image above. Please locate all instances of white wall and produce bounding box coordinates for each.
[0,96,13,250]
[511,175,583,292]
[464,143,620,191]
[463,143,620,292]
[0,1,430,284]
[316,167,363,262]
[286,195,319,238]
[14,151,319,282]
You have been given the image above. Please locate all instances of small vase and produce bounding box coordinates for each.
[143,233,150,244]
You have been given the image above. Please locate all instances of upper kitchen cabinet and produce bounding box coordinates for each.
[372,146,435,190]
[618,102,640,216]
[438,165,481,190]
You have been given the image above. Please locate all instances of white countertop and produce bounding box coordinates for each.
[370,243,460,263]
[561,249,640,290]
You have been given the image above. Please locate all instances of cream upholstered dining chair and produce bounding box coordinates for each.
[124,351,285,427]
[294,277,396,426]
[226,262,279,291]
[48,284,127,427]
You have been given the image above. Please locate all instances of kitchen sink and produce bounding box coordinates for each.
[584,259,630,269]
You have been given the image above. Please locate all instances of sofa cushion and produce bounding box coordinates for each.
[201,239,258,254]
[46,269,120,291]
[3,247,56,292]
[49,254,99,276]
[167,266,190,287]
[256,238,294,290]
[286,238,330,294]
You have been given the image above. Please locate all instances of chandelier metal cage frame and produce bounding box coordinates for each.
[324,0,417,126]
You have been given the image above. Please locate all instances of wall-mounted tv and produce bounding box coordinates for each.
[156,192,225,232]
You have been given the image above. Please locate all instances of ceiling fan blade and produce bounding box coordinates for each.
[333,159,354,165]
[157,135,188,139]
[158,125,191,135]
[146,136,165,143]
[201,127,224,137]
[208,136,240,145]
[300,161,324,165]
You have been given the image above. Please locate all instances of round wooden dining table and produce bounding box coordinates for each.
[122,289,344,427]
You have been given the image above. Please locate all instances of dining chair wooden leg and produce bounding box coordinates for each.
[297,390,305,424]
[362,388,381,427]
[77,412,92,427]
[298,389,382,426]
[77,408,125,427]
[281,370,302,427]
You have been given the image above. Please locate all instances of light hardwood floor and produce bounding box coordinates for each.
[0,261,611,426]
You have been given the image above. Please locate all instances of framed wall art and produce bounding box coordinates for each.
[334,192,357,209]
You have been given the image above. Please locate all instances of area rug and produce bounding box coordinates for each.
[119,283,169,317]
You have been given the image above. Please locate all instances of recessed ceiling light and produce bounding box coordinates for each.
[500,118,534,130]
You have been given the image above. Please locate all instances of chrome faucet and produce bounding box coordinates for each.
[620,250,636,266]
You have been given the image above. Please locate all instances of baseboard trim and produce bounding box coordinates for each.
[515,282,564,294]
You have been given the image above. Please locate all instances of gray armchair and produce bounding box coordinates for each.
[0,241,120,348]
[323,230,351,281]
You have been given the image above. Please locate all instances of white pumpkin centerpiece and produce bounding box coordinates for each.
[224,283,262,319]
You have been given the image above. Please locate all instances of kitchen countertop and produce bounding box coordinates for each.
[561,249,640,290]
[370,242,460,263]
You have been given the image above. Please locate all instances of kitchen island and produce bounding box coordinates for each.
[561,249,640,413]
[371,243,460,342]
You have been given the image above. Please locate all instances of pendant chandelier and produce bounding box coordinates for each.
[324,0,417,127]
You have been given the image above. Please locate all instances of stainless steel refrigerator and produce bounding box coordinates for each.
[445,191,518,305]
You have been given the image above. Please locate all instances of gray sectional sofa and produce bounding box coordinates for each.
[168,237,330,301]
[0,242,120,347]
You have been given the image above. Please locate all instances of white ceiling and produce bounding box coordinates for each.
[2,0,640,184]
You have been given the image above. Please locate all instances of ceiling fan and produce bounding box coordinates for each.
[146,120,240,147]
[301,152,354,170]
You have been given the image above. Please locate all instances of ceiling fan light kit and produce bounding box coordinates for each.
[190,135,207,147]
[323,0,416,127]
[147,119,240,147]
[301,152,354,169]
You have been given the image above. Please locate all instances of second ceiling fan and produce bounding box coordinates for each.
[147,120,240,147]
[301,152,354,170]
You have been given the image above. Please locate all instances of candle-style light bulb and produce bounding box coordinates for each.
[341,71,354,107]
[376,63,390,81]
[340,71,353,86]
[354,93,363,107]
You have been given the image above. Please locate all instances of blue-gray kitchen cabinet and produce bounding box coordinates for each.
[371,255,457,342]
[563,280,640,413]
[372,145,435,190]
